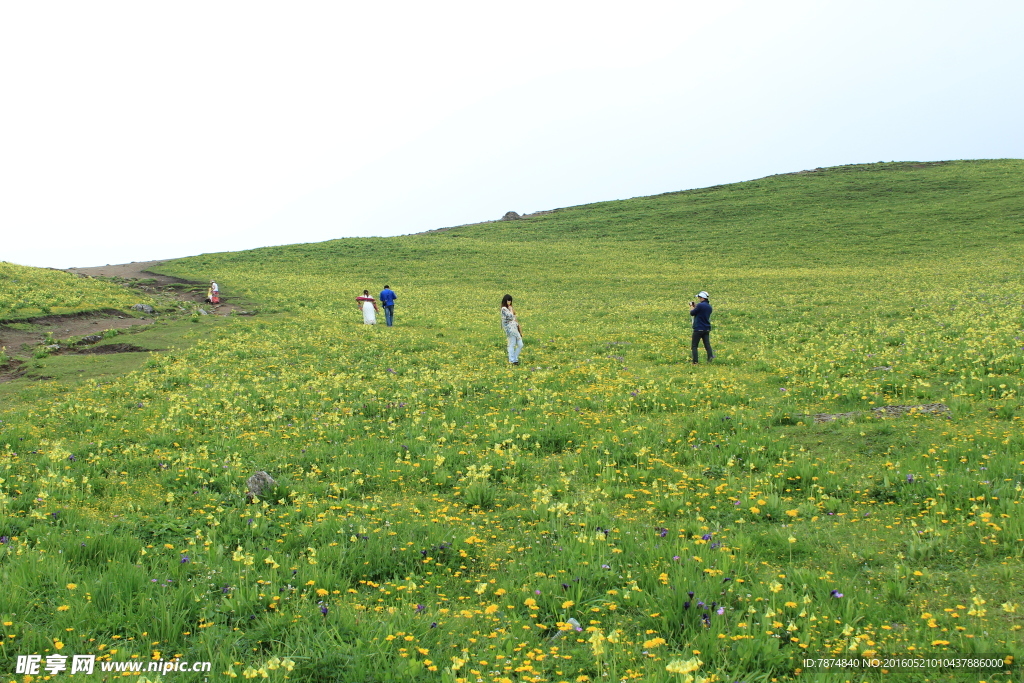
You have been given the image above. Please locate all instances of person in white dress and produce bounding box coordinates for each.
[356,290,378,325]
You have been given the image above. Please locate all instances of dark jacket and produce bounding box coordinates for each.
[690,301,712,331]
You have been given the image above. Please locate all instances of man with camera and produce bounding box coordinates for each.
[689,291,714,365]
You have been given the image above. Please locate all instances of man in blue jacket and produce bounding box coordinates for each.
[379,285,397,326]
[689,291,714,365]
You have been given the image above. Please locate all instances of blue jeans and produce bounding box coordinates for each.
[507,333,523,363]
[691,330,713,363]
[383,305,394,326]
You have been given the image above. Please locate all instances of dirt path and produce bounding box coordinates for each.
[66,260,180,282]
[1,260,251,382]
[65,260,245,316]
[0,309,157,355]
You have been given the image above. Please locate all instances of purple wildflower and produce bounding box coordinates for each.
[415,604,426,612]
[702,533,713,541]
[906,474,915,483]
[320,603,329,616]
[0,536,8,544]
[830,590,844,599]
[717,607,725,615]
[180,556,190,564]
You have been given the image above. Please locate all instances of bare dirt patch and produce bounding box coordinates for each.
[0,359,26,383]
[75,343,151,355]
[872,403,950,418]
[66,260,246,317]
[66,260,183,282]
[807,403,951,423]
[0,311,156,354]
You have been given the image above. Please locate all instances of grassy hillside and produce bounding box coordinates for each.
[1,160,1022,682]
[0,262,156,321]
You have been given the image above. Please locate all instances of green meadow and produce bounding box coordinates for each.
[0,262,153,321]
[1,159,1022,682]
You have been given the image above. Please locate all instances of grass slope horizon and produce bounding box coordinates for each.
[179,156,1024,265]
[167,158,1024,321]
[1,159,1022,683]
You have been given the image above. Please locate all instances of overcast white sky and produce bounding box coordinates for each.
[2,1,1022,268]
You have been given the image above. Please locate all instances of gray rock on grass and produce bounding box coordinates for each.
[132,304,156,314]
[246,471,277,502]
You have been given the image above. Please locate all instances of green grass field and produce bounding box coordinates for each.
[1,159,1022,682]
[0,263,156,321]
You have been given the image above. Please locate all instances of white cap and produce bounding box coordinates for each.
[697,291,709,299]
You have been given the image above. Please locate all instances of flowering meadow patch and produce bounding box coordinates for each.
[1,160,1022,682]
[0,262,152,320]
